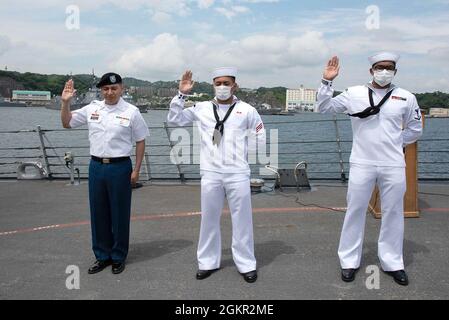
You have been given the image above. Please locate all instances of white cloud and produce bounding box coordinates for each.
[192,22,214,31]
[0,0,194,25]
[428,46,449,60]
[0,2,448,92]
[197,0,215,9]
[240,0,279,2]
[0,35,12,56]
[424,78,449,90]
[215,7,236,19]
[234,32,329,68]
[232,5,250,13]
[151,11,173,24]
[112,31,329,87]
[115,33,185,77]
[215,5,250,19]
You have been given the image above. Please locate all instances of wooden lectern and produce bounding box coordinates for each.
[369,114,424,219]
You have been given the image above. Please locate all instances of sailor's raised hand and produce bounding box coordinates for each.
[62,79,77,103]
[323,56,340,81]
[179,70,195,94]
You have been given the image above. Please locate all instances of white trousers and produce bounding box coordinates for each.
[338,163,406,272]
[198,171,256,273]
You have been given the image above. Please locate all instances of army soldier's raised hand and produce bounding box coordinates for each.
[62,79,77,103]
[61,79,77,128]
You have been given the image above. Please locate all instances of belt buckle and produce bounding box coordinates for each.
[102,158,111,164]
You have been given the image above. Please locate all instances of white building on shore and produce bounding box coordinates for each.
[428,108,449,117]
[286,85,317,112]
[12,90,51,106]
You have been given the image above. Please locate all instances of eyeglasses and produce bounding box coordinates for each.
[372,65,396,71]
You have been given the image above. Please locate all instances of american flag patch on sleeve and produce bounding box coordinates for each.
[256,123,264,133]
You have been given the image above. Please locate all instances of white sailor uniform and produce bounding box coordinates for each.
[316,81,423,271]
[167,93,266,273]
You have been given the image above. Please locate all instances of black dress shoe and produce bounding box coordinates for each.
[112,262,126,274]
[88,260,112,274]
[242,270,258,283]
[341,268,358,282]
[385,270,409,286]
[196,269,218,280]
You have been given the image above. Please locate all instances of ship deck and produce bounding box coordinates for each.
[0,180,448,300]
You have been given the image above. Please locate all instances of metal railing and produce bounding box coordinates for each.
[0,117,448,181]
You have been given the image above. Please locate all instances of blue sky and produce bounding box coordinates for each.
[1,0,448,93]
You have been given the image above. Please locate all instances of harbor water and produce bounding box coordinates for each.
[0,107,448,180]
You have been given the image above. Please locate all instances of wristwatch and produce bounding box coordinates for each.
[321,79,333,87]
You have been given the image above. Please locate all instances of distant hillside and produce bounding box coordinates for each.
[0,70,214,96]
[0,70,447,109]
[415,92,449,109]
[0,70,94,96]
[122,77,152,87]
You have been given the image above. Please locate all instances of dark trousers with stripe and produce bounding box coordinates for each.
[88,158,132,263]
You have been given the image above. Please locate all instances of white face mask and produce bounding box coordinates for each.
[214,85,233,101]
[373,69,395,87]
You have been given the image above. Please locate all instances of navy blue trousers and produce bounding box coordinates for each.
[88,158,132,263]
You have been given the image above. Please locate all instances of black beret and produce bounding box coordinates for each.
[96,72,123,88]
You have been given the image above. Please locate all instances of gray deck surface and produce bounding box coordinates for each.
[0,180,448,300]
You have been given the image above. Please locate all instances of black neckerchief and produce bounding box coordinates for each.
[349,87,394,119]
[212,100,237,145]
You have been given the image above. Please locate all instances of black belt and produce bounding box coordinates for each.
[91,156,130,164]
